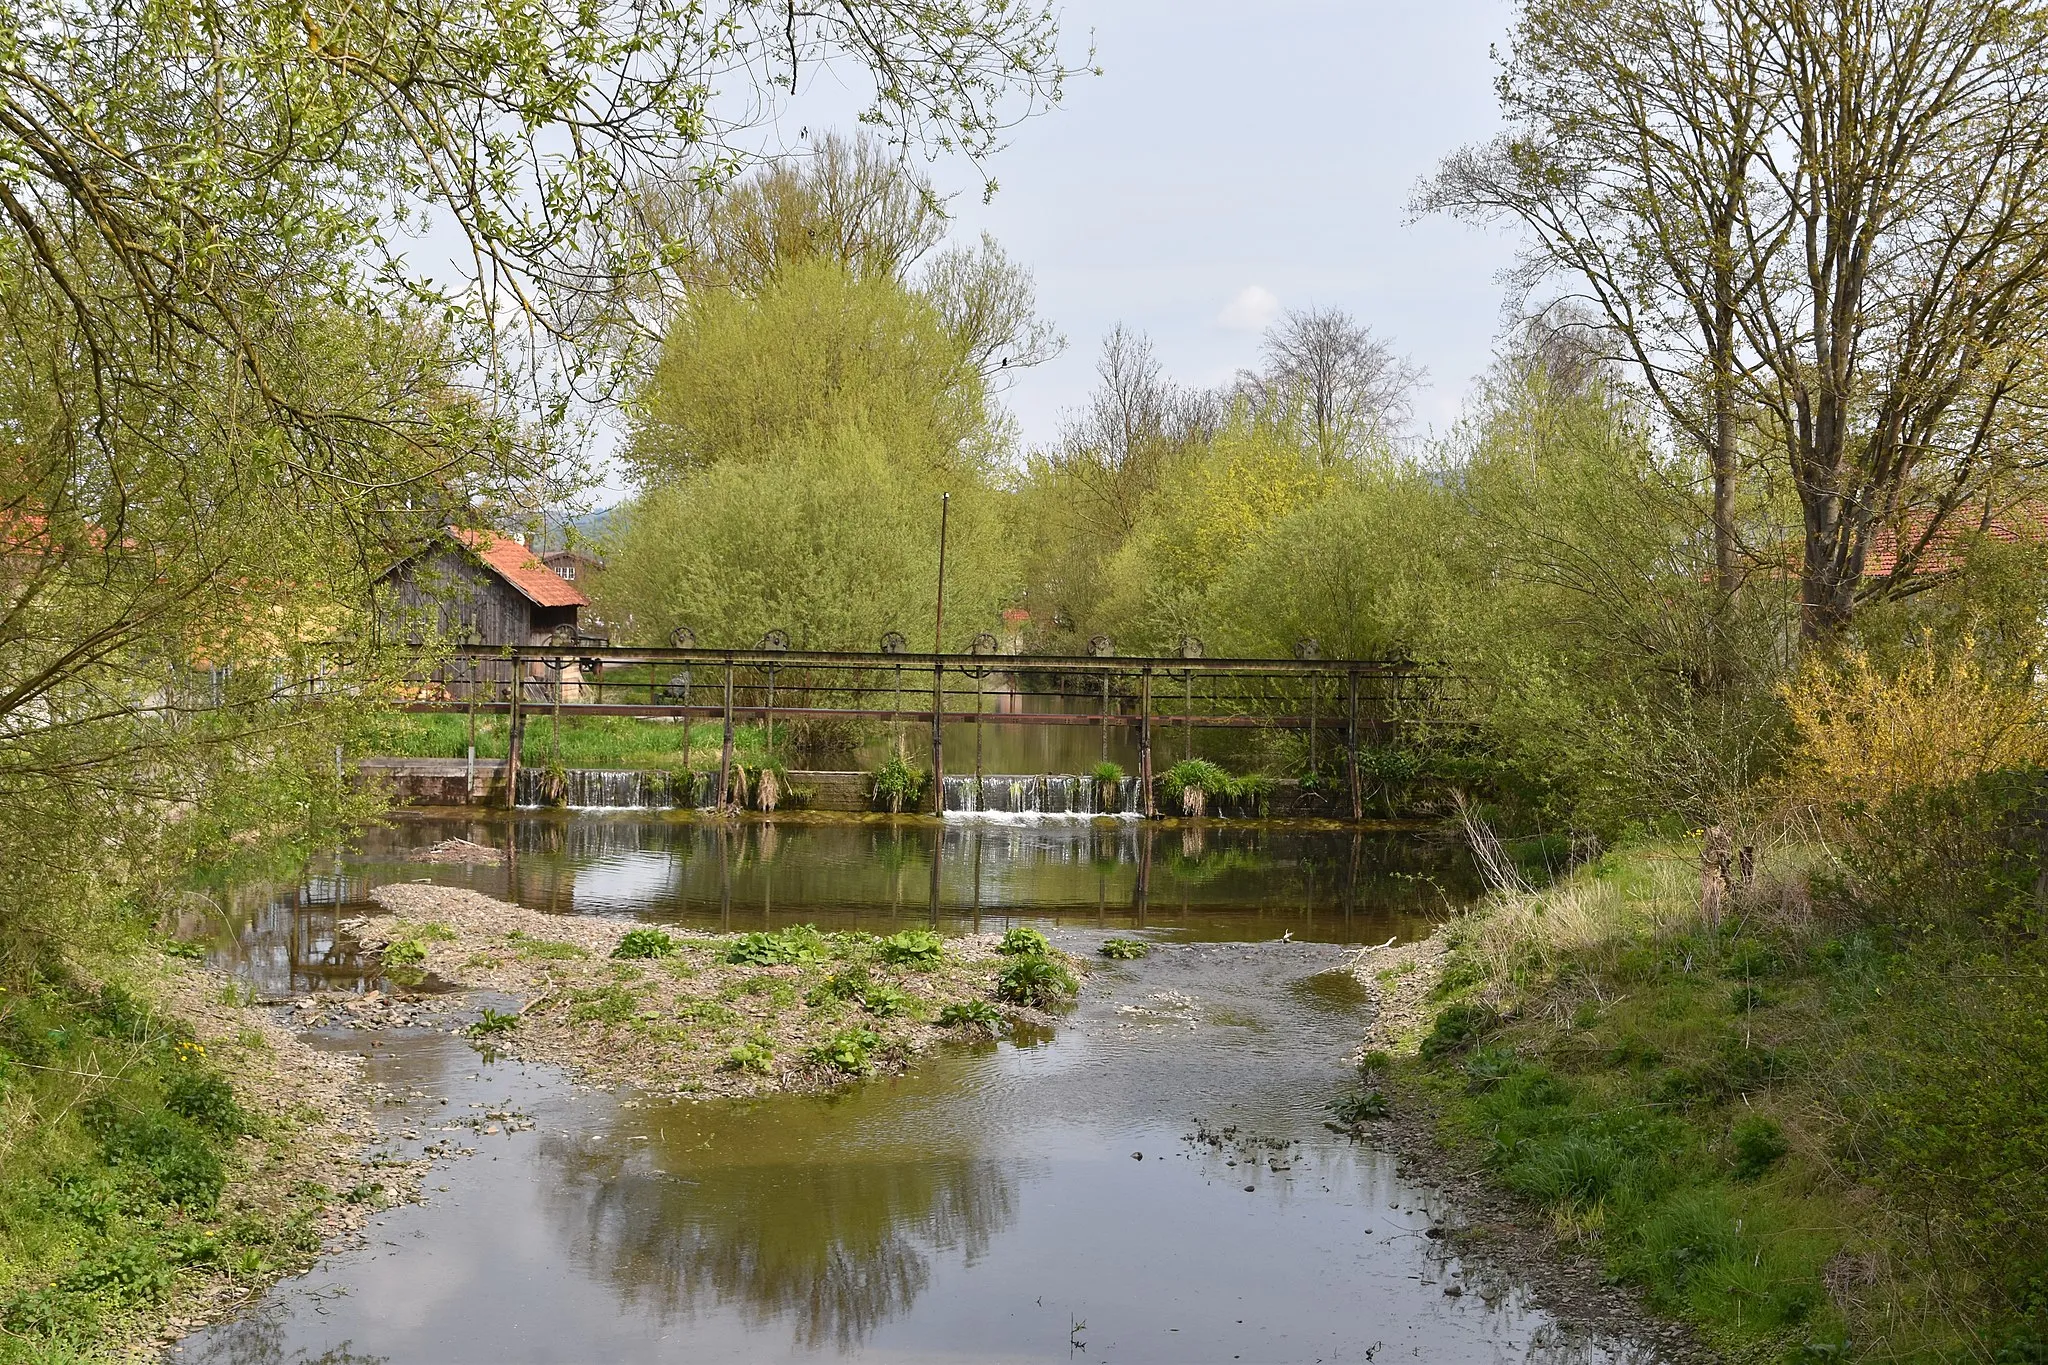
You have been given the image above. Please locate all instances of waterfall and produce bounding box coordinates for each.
[515,767,707,810]
[941,774,1142,821]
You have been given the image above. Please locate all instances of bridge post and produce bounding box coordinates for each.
[1346,670,1362,822]
[930,660,945,816]
[1139,668,1154,817]
[503,663,523,810]
[717,664,735,811]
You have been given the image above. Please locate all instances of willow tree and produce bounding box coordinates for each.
[1421,0,2048,640]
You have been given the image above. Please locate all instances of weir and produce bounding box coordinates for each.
[940,773,1143,818]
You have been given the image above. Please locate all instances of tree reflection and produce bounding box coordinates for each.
[534,1129,1021,1350]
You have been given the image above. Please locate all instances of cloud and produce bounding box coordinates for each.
[1216,285,1282,332]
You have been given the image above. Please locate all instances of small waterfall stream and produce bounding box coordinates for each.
[514,768,711,810]
[941,773,1141,819]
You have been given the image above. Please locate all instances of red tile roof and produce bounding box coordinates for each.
[450,527,589,608]
[1863,503,2048,578]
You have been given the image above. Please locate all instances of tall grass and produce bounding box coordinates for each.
[364,713,774,770]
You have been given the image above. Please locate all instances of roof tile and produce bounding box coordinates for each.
[450,527,589,608]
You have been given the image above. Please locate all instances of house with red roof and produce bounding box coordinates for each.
[380,526,591,652]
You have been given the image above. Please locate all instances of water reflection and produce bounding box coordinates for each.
[186,817,1470,992]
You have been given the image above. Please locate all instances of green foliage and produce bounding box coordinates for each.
[613,928,680,960]
[511,935,590,961]
[807,966,871,1006]
[808,1027,884,1076]
[876,929,944,968]
[1090,760,1125,784]
[937,999,1002,1033]
[165,1070,252,1138]
[567,985,644,1027]
[723,1040,776,1074]
[469,1008,521,1038]
[381,939,429,966]
[996,954,1077,1007]
[1097,937,1148,959]
[872,752,931,813]
[722,925,828,966]
[1730,1115,1788,1181]
[996,926,1051,956]
[860,984,914,1018]
[1328,1089,1389,1125]
[1419,1002,1501,1059]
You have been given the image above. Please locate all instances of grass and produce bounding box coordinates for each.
[1393,840,2048,1362]
[0,963,334,1360]
[363,712,777,770]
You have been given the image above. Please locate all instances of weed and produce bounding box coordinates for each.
[1329,1089,1390,1124]
[937,999,1003,1034]
[1729,982,1771,1012]
[157,937,207,960]
[613,927,679,959]
[807,966,870,1006]
[381,938,428,966]
[872,753,929,813]
[567,985,643,1026]
[469,1008,520,1037]
[510,933,589,961]
[877,929,944,967]
[393,920,457,943]
[1098,937,1149,960]
[1091,760,1125,784]
[861,984,914,1018]
[723,924,828,966]
[1419,1002,1500,1059]
[809,1027,883,1075]
[673,999,742,1027]
[86,1102,226,1209]
[1731,1114,1789,1180]
[997,955,1078,1007]
[166,1069,252,1137]
[997,926,1052,956]
[724,1040,775,1074]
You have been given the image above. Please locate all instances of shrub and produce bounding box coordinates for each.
[873,753,929,813]
[809,1027,883,1075]
[877,929,944,968]
[1420,1002,1501,1059]
[997,926,1051,956]
[1091,760,1125,785]
[613,928,679,959]
[997,955,1077,1007]
[1098,937,1148,960]
[1731,1114,1789,1180]
[937,999,1002,1034]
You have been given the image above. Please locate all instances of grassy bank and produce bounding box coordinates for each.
[0,953,378,1362]
[1374,842,2048,1363]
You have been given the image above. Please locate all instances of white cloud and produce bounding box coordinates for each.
[1216,284,1282,332]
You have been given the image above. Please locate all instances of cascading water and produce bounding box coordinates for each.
[515,768,713,810]
[941,774,1142,820]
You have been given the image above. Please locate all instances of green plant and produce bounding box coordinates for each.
[861,983,914,1018]
[1329,1089,1390,1124]
[568,985,644,1026]
[469,1007,520,1037]
[877,929,944,967]
[873,752,930,813]
[997,954,1078,1007]
[1090,760,1125,784]
[723,924,828,966]
[511,934,589,961]
[938,999,1003,1033]
[724,1040,775,1074]
[809,1026,884,1075]
[382,938,428,966]
[807,966,871,1006]
[1098,937,1148,959]
[1420,1002,1501,1059]
[997,926,1052,956]
[1731,1114,1789,1180]
[613,927,680,959]
[165,1070,252,1137]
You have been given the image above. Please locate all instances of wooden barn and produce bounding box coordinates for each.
[381,527,592,697]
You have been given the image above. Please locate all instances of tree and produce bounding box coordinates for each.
[622,259,993,484]
[1421,0,2048,640]
[1236,308,1424,460]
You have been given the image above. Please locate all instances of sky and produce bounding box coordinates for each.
[591,0,1529,502]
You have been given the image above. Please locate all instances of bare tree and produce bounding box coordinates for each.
[919,233,1066,381]
[1043,326,1216,538]
[1421,0,2048,641]
[1236,307,1423,460]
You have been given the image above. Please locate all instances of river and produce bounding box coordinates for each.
[170,813,1660,1364]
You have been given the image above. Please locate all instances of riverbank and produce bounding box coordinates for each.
[0,952,410,1362]
[1361,841,2048,1362]
[348,884,1078,1096]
